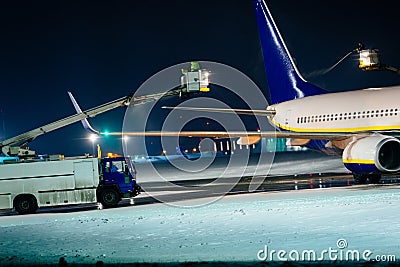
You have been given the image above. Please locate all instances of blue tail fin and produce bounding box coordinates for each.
[254,0,326,104]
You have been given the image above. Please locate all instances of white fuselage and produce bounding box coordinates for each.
[269,85,400,133]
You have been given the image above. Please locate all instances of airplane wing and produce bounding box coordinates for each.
[115,106,354,144]
[68,91,100,135]
[112,131,351,139]
[101,106,400,144]
[105,130,356,145]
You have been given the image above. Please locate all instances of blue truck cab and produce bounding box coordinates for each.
[97,156,141,208]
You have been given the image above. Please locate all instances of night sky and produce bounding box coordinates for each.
[1,0,399,156]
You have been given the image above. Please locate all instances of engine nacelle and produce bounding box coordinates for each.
[342,135,400,173]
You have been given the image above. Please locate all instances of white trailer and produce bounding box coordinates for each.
[0,157,100,214]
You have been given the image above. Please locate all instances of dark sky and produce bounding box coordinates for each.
[1,0,399,156]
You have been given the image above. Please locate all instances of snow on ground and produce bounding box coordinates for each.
[1,185,400,265]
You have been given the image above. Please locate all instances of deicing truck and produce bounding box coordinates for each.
[0,156,141,214]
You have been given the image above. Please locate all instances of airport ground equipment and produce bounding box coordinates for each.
[358,47,400,75]
[0,155,141,214]
[318,42,400,76]
[0,61,210,157]
[0,95,133,157]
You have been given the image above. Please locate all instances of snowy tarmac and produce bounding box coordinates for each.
[0,152,399,265]
[1,185,400,265]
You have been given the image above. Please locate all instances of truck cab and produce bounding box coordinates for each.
[97,156,141,208]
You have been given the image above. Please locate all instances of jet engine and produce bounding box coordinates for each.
[343,135,400,173]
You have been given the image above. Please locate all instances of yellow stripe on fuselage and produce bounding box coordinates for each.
[342,159,375,164]
[270,119,400,133]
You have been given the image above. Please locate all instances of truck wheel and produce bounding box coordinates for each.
[14,195,38,215]
[99,188,119,208]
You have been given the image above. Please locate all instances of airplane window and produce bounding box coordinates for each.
[297,118,300,124]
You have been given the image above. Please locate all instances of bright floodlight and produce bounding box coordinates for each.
[89,134,98,143]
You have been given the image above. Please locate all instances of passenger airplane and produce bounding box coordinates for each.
[75,0,400,184]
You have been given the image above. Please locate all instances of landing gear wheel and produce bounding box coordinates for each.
[14,195,38,214]
[353,173,382,184]
[368,174,381,184]
[99,188,119,208]
[353,174,367,184]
